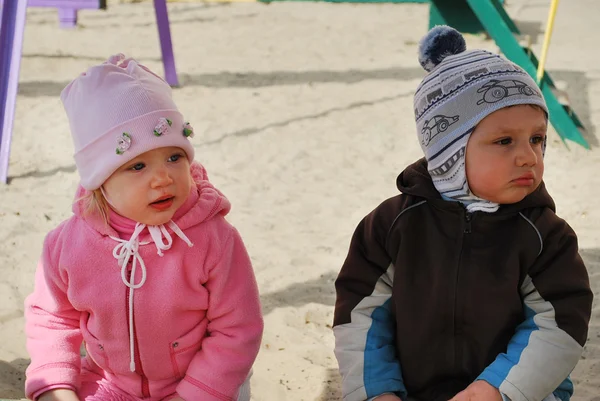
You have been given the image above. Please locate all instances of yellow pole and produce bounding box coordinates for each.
[537,0,560,84]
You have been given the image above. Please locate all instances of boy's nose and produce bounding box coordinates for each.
[516,143,538,167]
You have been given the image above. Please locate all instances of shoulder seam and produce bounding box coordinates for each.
[519,212,543,257]
[386,200,427,240]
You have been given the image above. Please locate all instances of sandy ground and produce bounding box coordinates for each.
[0,0,599,400]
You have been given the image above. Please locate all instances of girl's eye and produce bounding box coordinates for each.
[495,138,512,146]
[131,163,145,171]
[169,154,183,162]
[531,135,545,145]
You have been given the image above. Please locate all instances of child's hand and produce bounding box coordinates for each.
[449,381,502,401]
[373,394,402,401]
[38,389,80,401]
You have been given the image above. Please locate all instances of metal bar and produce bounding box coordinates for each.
[58,8,78,28]
[153,0,179,86]
[27,0,105,9]
[0,0,28,183]
[536,0,559,83]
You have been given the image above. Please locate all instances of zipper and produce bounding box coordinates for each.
[127,267,151,398]
[452,249,461,369]
[452,208,472,370]
[464,211,472,234]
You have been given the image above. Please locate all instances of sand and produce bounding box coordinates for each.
[0,0,598,399]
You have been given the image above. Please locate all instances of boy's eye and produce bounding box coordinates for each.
[531,135,545,145]
[169,154,183,162]
[495,138,512,145]
[131,163,145,171]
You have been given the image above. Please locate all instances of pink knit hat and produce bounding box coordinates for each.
[60,54,196,190]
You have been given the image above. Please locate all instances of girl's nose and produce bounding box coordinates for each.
[150,167,173,188]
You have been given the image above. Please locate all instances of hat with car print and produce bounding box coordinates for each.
[413,26,547,211]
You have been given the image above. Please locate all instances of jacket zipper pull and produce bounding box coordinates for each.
[464,212,472,234]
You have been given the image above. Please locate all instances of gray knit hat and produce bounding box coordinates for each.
[414,26,548,212]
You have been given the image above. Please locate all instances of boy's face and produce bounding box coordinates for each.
[102,146,192,226]
[465,105,547,205]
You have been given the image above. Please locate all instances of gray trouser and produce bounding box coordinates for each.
[236,370,252,401]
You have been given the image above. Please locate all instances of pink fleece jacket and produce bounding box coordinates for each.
[24,163,263,400]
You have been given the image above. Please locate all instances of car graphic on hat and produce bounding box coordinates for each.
[476,79,537,105]
[421,114,460,146]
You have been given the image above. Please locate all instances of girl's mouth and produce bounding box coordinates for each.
[150,196,174,210]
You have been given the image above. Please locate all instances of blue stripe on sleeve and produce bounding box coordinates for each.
[553,375,573,401]
[477,306,538,388]
[364,298,407,399]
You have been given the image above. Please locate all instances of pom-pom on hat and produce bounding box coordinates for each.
[418,25,467,72]
[61,54,196,190]
[413,26,548,212]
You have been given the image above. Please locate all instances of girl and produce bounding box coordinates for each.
[24,54,263,401]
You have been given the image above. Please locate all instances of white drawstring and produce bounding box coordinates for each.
[109,220,193,372]
[167,221,194,248]
[147,225,173,257]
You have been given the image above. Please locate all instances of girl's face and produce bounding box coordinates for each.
[465,105,547,205]
[102,146,192,226]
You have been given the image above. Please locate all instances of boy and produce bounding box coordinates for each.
[333,26,593,401]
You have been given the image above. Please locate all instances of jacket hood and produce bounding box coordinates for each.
[396,158,555,213]
[72,162,231,237]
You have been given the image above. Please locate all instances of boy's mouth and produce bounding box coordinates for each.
[512,172,535,186]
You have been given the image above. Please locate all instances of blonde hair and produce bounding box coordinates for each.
[79,189,111,225]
